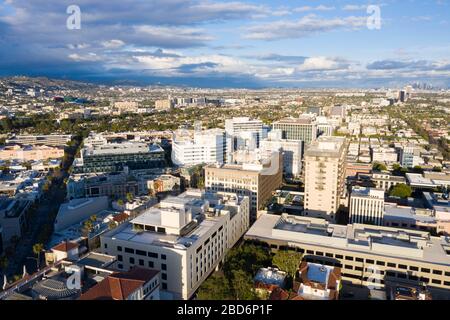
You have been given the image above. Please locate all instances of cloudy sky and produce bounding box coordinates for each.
[0,0,449,87]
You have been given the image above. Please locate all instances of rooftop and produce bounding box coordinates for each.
[246,214,450,266]
[305,136,346,158]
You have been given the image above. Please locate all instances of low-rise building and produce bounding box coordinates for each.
[245,213,450,296]
[79,267,160,300]
[294,261,341,300]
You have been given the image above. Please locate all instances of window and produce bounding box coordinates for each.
[387,262,396,268]
[409,266,419,271]
[104,243,108,249]
[335,254,343,259]
[118,264,123,269]
[355,267,363,272]
[139,259,144,266]
[162,273,167,280]
[345,256,354,261]
[162,264,167,271]
[326,253,333,258]
[306,250,314,255]
[366,259,374,264]
[129,257,135,264]
[148,252,158,258]
[444,281,450,287]
[117,246,123,252]
[376,261,385,266]
[136,249,146,256]
[148,261,154,268]
[118,255,123,262]
[162,283,167,290]
[433,270,442,275]
[432,279,441,285]
[125,247,134,254]
[398,264,407,270]
[355,258,364,263]
[161,254,167,260]
[421,268,430,273]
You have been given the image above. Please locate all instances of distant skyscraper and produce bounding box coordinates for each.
[304,137,347,221]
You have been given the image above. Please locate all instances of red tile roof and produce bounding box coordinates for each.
[52,241,79,252]
[79,267,159,300]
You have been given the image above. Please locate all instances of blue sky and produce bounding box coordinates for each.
[0,0,449,87]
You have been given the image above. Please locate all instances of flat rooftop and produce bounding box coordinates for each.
[246,214,450,266]
[305,137,346,158]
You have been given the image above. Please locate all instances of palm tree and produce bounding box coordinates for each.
[32,243,44,269]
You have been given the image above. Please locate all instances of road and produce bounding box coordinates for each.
[0,137,81,287]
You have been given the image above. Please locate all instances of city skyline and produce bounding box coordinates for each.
[1,0,450,88]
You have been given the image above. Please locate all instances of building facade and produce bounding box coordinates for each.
[304,137,347,222]
[100,190,250,300]
[205,152,283,220]
[349,187,385,225]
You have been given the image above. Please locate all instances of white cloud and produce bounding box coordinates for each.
[342,4,368,11]
[293,5,335,12]
[101,39,125,49]
[297,57,349,71]
[68,53,102,62]
[244,15,367,40]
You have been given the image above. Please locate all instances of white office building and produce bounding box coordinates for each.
[100,190,250,300]
[225,117,264,162]
[349,187,385,225]
[260,130,303,178]
[171,129,225,166]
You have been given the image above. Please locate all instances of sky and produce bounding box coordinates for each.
[0,0,449,88]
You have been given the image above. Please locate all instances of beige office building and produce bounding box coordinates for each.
[304,137,347,222]
[205,152,283,221]
[245,214,450,298]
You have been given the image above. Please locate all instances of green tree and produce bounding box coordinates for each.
[117,199,124,206]
[232,270,258,300]
[272,250,303,278]
[389,183,412,199]
[126,192,134,203]
[32,243,44,269]
[223,243,272,279]
[372,162,387,171]
[196,273,232,300]
[84,219,94,233]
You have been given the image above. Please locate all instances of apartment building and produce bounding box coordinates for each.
[272,116,318,145]
[100,190,250,300]
[245,214,450,297]
[205,152,283,220]
[349,187,385,225]
[304,137,347,222]
[171,129,225,166]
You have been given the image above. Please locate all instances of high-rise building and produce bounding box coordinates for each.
[349,187,385,225]
[100,190,250,300]
[155,99,174,111]
[272,116,318,145]
[171,129,225,166]
[205,152,283,220]
[225,117,264,162]
[304,137,347,221]
[260,130,303,178]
